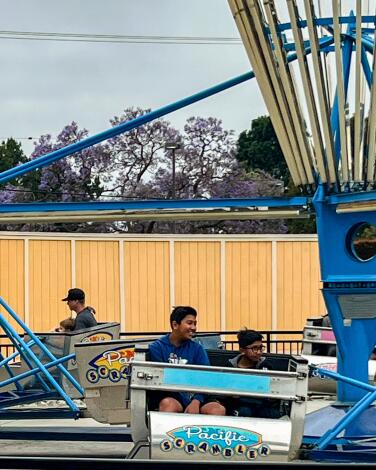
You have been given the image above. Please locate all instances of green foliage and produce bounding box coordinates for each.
[236,115,316,234]
[0,138,26,172]
[236,116,289,185]
[285,178,316,234]
[0,138,40,193]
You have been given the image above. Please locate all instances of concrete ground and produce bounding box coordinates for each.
[0,397,335,459]
[0,417,133,458]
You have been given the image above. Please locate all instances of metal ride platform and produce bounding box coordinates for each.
[1,0,376,465]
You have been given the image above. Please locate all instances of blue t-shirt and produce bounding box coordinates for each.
[149,334,209,406]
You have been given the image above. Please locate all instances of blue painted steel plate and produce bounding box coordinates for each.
[163,369,271,393]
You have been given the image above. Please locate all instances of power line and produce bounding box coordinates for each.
[0,137,34,140]
[0,30,242,45]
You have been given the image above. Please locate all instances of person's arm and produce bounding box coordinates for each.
[195,344,210,365]
[149,341,163,362]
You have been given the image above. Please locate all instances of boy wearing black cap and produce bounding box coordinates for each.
[62,288,97,331]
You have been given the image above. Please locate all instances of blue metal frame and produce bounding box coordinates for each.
[313,185,376,403]
[0,353,75,389]
[327,189,376,204]
[311,367,376,450]
[0,196,310,214]
[305,366,376,462]
[0,297,83,413]
[0,339,36,392]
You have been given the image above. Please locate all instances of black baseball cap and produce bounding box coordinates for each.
[62,288,85,302]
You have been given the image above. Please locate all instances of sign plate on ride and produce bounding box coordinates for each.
[81,332,113,343]
[160,425,271,460]
[85,347,134,383]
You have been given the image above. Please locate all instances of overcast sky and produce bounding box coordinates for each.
[0,0,269,157]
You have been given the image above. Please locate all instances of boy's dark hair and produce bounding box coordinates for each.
[237,328,263,348]
[170,306,197,327]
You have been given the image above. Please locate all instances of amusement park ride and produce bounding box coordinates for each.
[1,0,376,464]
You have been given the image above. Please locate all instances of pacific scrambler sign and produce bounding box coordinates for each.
[160,425,271,460]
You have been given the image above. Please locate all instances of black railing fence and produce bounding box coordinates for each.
[0,330,303,359]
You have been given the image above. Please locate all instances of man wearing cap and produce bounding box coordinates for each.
[62,288,97,331]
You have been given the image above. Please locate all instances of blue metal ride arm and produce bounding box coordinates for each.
[312,366,376,393]
[311,366,376,449]
[361,44,372,88]
[0,323,50,392]
[0,339,36,392]
[0,297,84,410]
[0,37,337,186]
[276,15,376,32]
[317,387,376,450]
[0,72,255,184]
[0,197,310,213]
[326,189,376,205]
[357,35,374,54]
[0,353,75,389]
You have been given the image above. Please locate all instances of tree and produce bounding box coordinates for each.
[107,108,180,197]
[236,115,316,234]
[0,109,288,234]
[0,124,111,232]
[125,116,287,234]
[0,138,40,198]
[236,116,289,185]
[0,138,27,173]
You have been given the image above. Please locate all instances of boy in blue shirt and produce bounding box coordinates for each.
[149,306,225,415]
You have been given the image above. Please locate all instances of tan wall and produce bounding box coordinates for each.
[175,241,221,332]
[29,240,71,332]
[76,241,120,324]
[226,242,272,331]
[277,241,325,331]
[0,240,25,335]
[0,233,324,334]
[124,241,170,332]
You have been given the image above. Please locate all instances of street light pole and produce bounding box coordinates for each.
[165,142,181,234]
[171,147,176,200]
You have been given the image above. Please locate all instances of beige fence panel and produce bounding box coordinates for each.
[0,240,25,337]
[0,234,326,335]
[174,241,221,332]
[76,241,120,324]
[225,241,272,332]
[277,241,325,331]
[124,241,170,332]
[28,240,71,332]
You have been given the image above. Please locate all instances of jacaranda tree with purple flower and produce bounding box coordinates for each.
[0,108,287,234]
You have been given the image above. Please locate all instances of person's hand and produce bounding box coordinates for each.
[184,399,201,414]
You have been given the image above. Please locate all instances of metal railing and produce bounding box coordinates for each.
[0,330,303,357]
[119,330,303,354]
[0,330,303,359]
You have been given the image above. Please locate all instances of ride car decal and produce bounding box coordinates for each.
[86,346,134,383]
[160,425,271,460]
[81,332,113,343]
